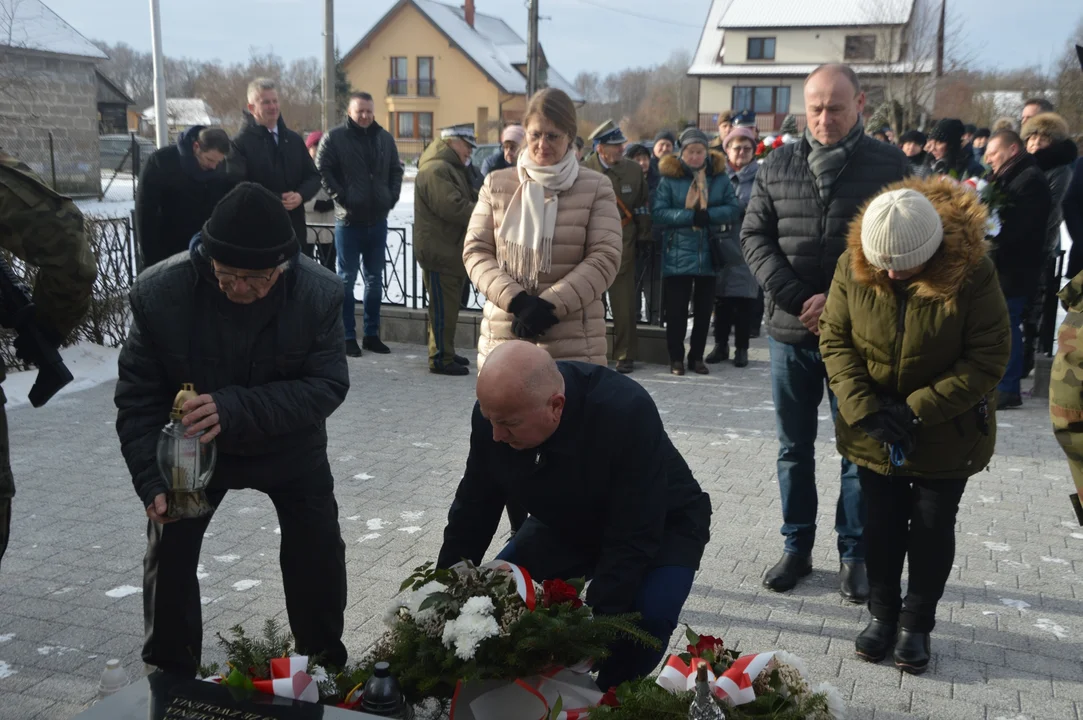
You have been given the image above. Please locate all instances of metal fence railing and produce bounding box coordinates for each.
[1,130,101,197]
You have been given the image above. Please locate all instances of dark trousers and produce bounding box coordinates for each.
[422,270,464,369]
[0,405,11,568]
[496,517,695,689]
[664,275,715,363]
[858,468,967,632]
[335,220,387,340]
[769,337,864,560]
[142,462,348,675]
[999,296,1026,395]
[713,296,754,350]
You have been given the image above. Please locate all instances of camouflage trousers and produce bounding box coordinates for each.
[0,404,11,566]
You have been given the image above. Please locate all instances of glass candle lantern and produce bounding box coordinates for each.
[156,383,217,519]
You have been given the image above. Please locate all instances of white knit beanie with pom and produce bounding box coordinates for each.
[860,188,943,272]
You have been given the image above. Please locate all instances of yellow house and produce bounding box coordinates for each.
[340,0,582,158]
[689,0,943,134]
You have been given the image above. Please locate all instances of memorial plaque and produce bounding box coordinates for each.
[73,671,383,720]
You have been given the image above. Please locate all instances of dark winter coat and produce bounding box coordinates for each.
[436,361,711,614]
[820,177,1010,479]
[653,151,741,278]
[1065,157,1083,278]
[717,160,760,299]
[582,153,651,273]
[114,240,349,509]
[412,139,477,276]
[226,114,321,244]
[1032,138,1078,258]
[316,117,403,227]
[740,132,909,344]
[906,151,931,176]
[920,149,986,181]
[481,151,512,177]
[989,152,1053,299]
[135,126,234,268]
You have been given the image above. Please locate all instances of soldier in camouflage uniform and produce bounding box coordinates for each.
[1050,270,1083,524]
[0,150,97,565]
[582,121,650,373]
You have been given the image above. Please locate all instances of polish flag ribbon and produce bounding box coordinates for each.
[655,651,777,706]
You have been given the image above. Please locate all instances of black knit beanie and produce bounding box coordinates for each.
[654,130,677,145]
[202,182,299,269]
[929,119,965,149]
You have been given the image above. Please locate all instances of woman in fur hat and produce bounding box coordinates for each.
[819,177,1011,674]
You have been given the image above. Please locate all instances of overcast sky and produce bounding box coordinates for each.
[43,0,1083,79]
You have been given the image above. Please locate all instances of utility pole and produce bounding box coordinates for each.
[526,0,539,97]
[322,0,335,131]
[148,0,168,148]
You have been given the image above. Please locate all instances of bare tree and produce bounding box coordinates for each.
[0,0,42,123]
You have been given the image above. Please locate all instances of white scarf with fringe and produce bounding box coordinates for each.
[497,148,580,292]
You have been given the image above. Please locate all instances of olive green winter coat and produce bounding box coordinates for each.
[413,139,478,276]
[819,177,1011,479]
[1050,270,1083,499]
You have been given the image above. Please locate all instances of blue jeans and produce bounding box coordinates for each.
[335,220,387,340]
[496,517,695,688]
[998,296,1026,395]
[769,336,864,561]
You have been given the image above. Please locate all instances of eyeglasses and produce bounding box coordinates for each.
[528,131,565,144]
[213,268,278,285]
[730,146,754,153]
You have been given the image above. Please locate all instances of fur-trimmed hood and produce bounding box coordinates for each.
[658,150,727,179]
[847,177,989,305]
[1022,112,1070,143]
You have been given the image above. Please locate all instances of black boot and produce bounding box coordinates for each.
[362,335,391,354]
[839,561,869,603]
[893,629,931,674]
[762,553,812,592]
[855,618,897,663]
[733,348,748,367]
[345,339,363,357]
[705,345,729,364]
[453,354,470,366]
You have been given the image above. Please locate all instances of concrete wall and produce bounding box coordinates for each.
[342,2,509,149]
[725,26,904,64]
[0,50,101,196]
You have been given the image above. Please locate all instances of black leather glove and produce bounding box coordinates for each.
[509,291,559,339]
[693,209,711,228]
[858,398,919,455]
[313,198,335,213]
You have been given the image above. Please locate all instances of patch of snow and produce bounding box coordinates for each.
[200,596,214,605]
[982,542,1011,552]
[1071,533,1083,540]
[984,581,996,586]
[724,433,740,440]
[411,442,434,448]
[366,519,388,530]
[3,344,120,410]
[978,495,999,503]
[337,455,355,462]
[237,507,258,515]
[401,511,425,521]
[982,611,997,615]
[274,527,281,535]
[212,554,240,563]
[1041,557,1071,565]
[358,533,381,542]
[999,598,1030,611]
[399,526,422,534]
[1034,619,1069,639]
[345,515,361,521]
[196,564,209,580]
[232,580,261,592]
[0,661,15,679]
[353,473,374,481]
[105,585,142,598]
[0,634,13,643]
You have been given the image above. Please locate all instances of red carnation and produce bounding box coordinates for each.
[755,141,766,155]
[599,686,620,707]
[772,135,784,148]
[542,579,583,609]
[687,634,725,658]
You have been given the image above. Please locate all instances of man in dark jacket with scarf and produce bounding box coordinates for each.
[227,79,320,251]
[115,182,350,677]
[317,91,403,357]
[741,64,909,601]
[136,126,233,268]
[437,341,711,689]
[984,130,1053,409]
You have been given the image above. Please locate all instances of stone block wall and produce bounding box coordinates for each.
[0,50,101,196]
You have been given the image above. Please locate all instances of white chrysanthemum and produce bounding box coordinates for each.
[813,681,847,720]
[403,580,448,623]
[309,665,328,683]
[382,603,402,627]
[461,595,495,617]
[774,651,808,679]
[441,612,500,660]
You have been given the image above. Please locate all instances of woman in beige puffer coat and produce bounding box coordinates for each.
[463,89,622,369]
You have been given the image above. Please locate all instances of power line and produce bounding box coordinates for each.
[567,0,704,29]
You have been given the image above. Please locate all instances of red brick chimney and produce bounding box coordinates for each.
[463,0,475,28]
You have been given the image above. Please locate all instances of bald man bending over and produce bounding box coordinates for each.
[437,341,712,688]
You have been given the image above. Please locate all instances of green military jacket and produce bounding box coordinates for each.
[581,153,650,273]
[819,178,1010,479]
[1051,271,1083,498]
[412,139,478,277]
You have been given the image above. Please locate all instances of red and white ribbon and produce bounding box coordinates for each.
[480,560,537,611]
[251,655,319,704]
[450,667,602,720]
[656,651,777,706]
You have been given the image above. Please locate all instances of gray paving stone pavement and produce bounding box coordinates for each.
[1,337,1081,720]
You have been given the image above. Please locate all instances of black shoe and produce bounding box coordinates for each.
[762,553,812,592]
[616,359,634,374]
[839,561,869,603]
[430,363,469,376]
[670,361,685,376]
[855,618,898,663]
[749,328,761,338]
[894,630,931,674]
[996,391,1022,410]
[734,348,749,368]
[1021,346,1035,379]
[705,345,729,364]
[362,336,391,354]
[345,339,363,357]
[453,354,470,366]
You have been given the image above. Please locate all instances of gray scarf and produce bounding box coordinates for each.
[805,121,864,203]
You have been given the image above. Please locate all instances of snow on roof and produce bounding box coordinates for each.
[141,99,219,127]
[689,0,732,76]
[0,0,107,59]
[719,0,914,28]
[411,0,583,101]
[696,60,936,76]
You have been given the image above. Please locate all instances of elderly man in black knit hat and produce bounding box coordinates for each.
[115,182,350,677]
